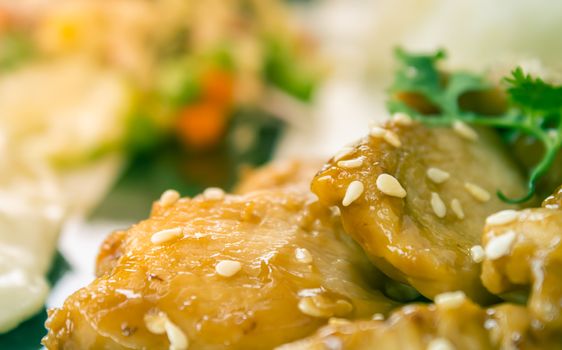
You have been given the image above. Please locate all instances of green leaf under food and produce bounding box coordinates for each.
[388,48,562,204]
[389,48,489,121]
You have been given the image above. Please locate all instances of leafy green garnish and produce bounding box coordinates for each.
[388,49,562,204]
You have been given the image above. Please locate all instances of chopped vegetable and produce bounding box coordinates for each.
[388,49,562,203]
[264,38,318,102]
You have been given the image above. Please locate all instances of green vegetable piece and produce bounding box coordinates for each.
[388,49,562,204]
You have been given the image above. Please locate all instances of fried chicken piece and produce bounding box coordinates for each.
[481,188,562,331]
[311,119,527,302]
[235,159,324,194]
[277,296,562,350]
[43,188,396,349]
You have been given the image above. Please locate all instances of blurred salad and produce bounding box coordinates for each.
[0,0,321,336]
[1,0,320,159]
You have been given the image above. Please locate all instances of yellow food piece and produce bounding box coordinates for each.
[311,120,527,302]
[43,189,396,349]
[235,159,325,194]
[481,188,562,331]
[277,298,562,350]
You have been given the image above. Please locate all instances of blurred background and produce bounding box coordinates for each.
[1,0,561,348]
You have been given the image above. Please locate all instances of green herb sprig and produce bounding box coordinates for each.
[387,49,562,204]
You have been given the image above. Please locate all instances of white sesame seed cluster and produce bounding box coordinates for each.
[484,230,517,260]
[370,126,402,148]
[332,116,496,225]
[467,209,523,263]
[144,311,189,350]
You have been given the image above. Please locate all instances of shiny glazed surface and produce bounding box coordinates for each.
[481,189,562,332]
[311,120,527,302]
[277,298,562,350]
[43,188,396,349]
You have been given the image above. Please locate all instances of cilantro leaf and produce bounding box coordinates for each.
[387,49,562,204]
[389,48,489,122]
[506,67,562,115]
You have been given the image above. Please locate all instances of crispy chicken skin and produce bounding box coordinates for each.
[481,186,562,331]
[277,297,562,350]
[311,120,527,302]
[43,188,396,349]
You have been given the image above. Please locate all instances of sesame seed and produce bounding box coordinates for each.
[485,230,517,260]
[392,112,413,126]
[372,313,385,321]
[144,311,168,334]
[316,175,333,182]
[486,210,519,226]
[435,291,466,308]
[215,260,242,277]
[376,174,407,198]
[383,130,402,147]
[453,121,478,141]
[295,247,313,264]
[298,297,326,318]
[203,187,225,200]
[464,182,490,202]
[333,147,355,162]
[370,126,386,137]
[151,227,183,244]
[450,198,465,219]
[426,167,450,184]
[470,245,485,263]
[427,337,456,350]
[342,181,364,206]
[430,192,447,218]
[370,127,401,147]
[330,206,341,216]
[159,189,180,207]
[298,296,353,318]
[165,319,189,350]
[337,157,364,169]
